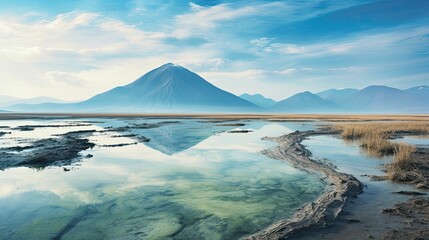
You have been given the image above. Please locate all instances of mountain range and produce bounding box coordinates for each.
[271,91,339,113]
[0,96,68,108]
[7,63,259,113]
[267,86,428,113]
[404,86,429,103]
[316,88,358,103]
[2,63,428,113]
[239,93,277,108]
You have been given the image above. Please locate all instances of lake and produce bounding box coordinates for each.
[0,119,324,240]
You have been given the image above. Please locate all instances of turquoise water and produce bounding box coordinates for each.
[0,119,325,240]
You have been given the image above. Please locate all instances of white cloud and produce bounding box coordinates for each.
[0,11,228,100]
[0,11,170,64]
[46,71,85,85]
[250,37,274,48]
[46,12,99,29]
[173,2,287,38]
[200,69,266,80]
[270,43,309,54]
[275,68,296,75]
[328,66,372,72]
[1,2,428,101]
[174,3,256,38]
[179,57,227,71]
[251,25,429,59]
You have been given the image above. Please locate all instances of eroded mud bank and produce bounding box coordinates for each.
[0,130,95,170]
[246,130,363,239]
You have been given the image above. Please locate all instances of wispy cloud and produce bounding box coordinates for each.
[0,0,428,100]
[200,69,266,80]
[173,2,288,38]
[251,24,429,59]
[46,71,85,85]
[274,68,296,76]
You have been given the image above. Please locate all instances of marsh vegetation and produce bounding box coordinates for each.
[332,122,429,185]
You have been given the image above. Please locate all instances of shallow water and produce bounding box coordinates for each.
[0,119,325,240]
[302,135,427,239]
[391,135,429,147]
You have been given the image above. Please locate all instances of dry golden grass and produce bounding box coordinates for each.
[387,144,423,182]
[334,122,429,140]
[332,121,429,156]
[332,122,428,183]
[392,143,417,168]
[360,132,395,157]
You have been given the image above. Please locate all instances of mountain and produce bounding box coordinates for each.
[341,85,428,113]
[270,91,339,113]
[0,96,20,105]
[404,85,429,103]
[7,63,260,113]
[239,93,277,108]
[316,88,358,104]
[0,96,68,108]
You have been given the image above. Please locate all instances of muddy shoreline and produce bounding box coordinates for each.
[0,130,95,170]
[247,128,429,240]
[246,130,363,239]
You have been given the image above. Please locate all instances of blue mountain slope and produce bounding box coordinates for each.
[7,63,260,113]
[316,88,358,104]
[239,93,277,108]
[404,85,429,103]
[342,85,428,113]
[81,63,258,112]
[270,91,339,113]
[0,96,67,108]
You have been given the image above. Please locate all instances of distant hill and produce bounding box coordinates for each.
[270,91,339,113]
[239,93,277,108]
[341,85,428,113]
[0,96,68,108]
[316,88,358,104]
[4,65,429,114]
[7,63,260,113]
[404,85,429,103]
[0,96,20,105]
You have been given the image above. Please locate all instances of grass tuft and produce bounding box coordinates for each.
[331,121,428,183]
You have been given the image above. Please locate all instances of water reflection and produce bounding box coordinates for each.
[0,119,325,239]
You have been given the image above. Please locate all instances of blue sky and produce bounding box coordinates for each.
[0,0,428,100]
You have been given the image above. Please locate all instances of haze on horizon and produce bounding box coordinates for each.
[0,0,428,101]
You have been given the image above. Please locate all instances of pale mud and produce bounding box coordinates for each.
[246,130,363,239]
[382,197,429,239]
